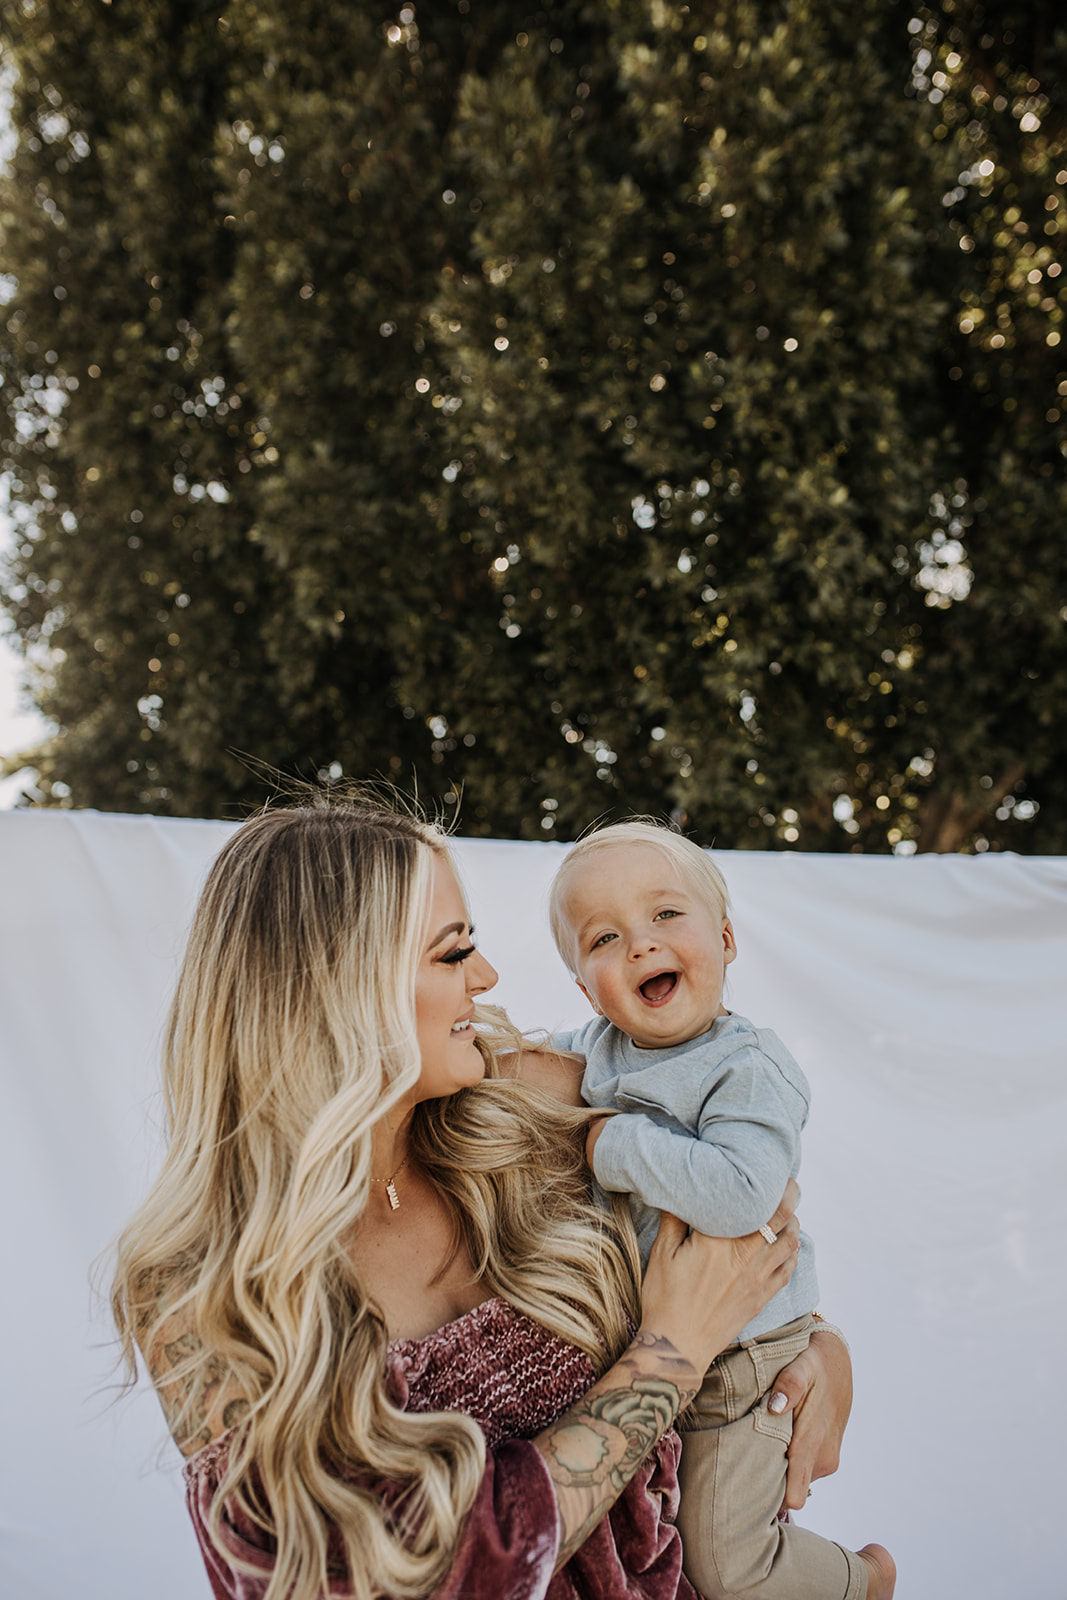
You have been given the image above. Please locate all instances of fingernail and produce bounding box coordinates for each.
[768,1391,787,1414]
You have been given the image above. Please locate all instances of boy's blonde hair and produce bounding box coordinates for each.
[549,819,731,975]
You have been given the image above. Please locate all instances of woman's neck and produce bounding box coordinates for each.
[351,1127,491,1338]
[367,1106,418,1214]
[371,1105,414,1178]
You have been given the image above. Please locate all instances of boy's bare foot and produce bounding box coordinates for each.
[858,1543,896,1600]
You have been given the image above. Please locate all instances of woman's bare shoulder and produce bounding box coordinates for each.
[134,1267,251,1458]
[498,1045,587,1108]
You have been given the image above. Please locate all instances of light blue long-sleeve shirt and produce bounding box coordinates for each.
[551,1010,819,1339]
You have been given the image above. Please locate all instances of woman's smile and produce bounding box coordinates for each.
[413,855,498,1100]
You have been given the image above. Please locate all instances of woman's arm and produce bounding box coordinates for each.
[535,1192,800,1570]
[508,1046,587,1107]
[133,1271,250,1456]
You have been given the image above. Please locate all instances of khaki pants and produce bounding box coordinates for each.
[676,1314,867,1600]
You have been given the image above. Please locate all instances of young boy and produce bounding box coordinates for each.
[547,820,893,1600]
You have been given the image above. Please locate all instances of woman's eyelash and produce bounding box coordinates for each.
[440,944,476,965]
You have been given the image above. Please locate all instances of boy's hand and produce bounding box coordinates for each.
[585,1114,613,1168]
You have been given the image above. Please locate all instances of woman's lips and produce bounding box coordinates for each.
[639,972,679,1005]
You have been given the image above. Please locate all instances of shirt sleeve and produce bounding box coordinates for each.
[591,1045,808,1236]
[547,1027,582,1054]
[185,1438,561,1600]
[546,1017,597,1055]
[433,1440,561,1600]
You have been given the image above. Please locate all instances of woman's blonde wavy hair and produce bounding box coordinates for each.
[111,798,639,1600]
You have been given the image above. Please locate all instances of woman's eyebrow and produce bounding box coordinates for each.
[426,919,467,949]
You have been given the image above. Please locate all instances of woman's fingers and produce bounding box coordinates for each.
[640,1202,801,1378]
[776,1348,823,1509]
[773,1332,853,1510]
[651,1209,688,1254]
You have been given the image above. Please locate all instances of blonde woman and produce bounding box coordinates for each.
[112,801,852,1600]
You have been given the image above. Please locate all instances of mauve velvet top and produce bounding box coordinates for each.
[183,1296,696,1600]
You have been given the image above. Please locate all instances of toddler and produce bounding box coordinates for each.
[548,821,893,1600]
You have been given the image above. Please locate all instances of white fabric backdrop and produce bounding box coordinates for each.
[1,809,1065,1600]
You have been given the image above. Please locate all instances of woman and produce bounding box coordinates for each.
[112,801,856,1600]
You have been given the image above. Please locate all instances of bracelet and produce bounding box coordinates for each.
[810,1311,851,1355]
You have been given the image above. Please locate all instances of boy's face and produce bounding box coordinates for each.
[560,843,736,1049]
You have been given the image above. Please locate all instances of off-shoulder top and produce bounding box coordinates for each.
[182,1297,695,1600]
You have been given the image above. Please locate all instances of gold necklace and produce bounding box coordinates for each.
[371,1154,410,1211]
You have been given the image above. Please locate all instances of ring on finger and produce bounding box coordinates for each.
[759,1223,778,1244]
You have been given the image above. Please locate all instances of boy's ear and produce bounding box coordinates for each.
[722,918,737,966]
[577,979,603,1015]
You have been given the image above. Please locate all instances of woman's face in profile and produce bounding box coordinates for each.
[412,853,498,1102]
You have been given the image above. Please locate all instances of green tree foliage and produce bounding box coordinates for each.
[0,0,1063,850]
[897,2,1067,851]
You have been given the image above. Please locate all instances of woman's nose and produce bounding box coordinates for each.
[468,949,499,995]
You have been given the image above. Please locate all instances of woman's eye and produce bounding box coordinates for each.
[440,944,476,965]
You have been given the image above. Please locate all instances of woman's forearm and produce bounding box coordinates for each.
[533,1329,700,1571]
[535,1195,800,1569]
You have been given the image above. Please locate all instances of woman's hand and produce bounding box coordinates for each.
[584,1114,612,1167]
[638,1181,800,1373]
[768,1324,854,1511]
[511,1047,587,1107]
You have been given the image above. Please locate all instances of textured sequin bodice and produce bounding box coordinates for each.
[387,1296,599,1447]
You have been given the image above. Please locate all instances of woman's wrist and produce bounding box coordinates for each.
[810,1311,851,1355]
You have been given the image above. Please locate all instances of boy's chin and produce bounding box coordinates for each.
[631,1013,719,1049]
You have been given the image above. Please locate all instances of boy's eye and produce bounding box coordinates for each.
[654,908,680,921]
[591,931,617,950]
[440,943,476,965]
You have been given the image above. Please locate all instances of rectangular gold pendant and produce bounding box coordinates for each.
[386,1181,400,1210]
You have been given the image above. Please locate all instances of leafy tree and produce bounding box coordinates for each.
[894,1,1067,851]
[0,0,1063,851]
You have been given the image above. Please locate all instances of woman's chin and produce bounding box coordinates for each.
[416,1047,487,1101]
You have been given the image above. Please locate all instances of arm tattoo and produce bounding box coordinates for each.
[160,1332,228,1452]
[155,1330,249,1454]
[135,1266,252,1455]
[539,1332,700,1568]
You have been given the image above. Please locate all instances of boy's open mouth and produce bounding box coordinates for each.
[639,971,679,1004]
